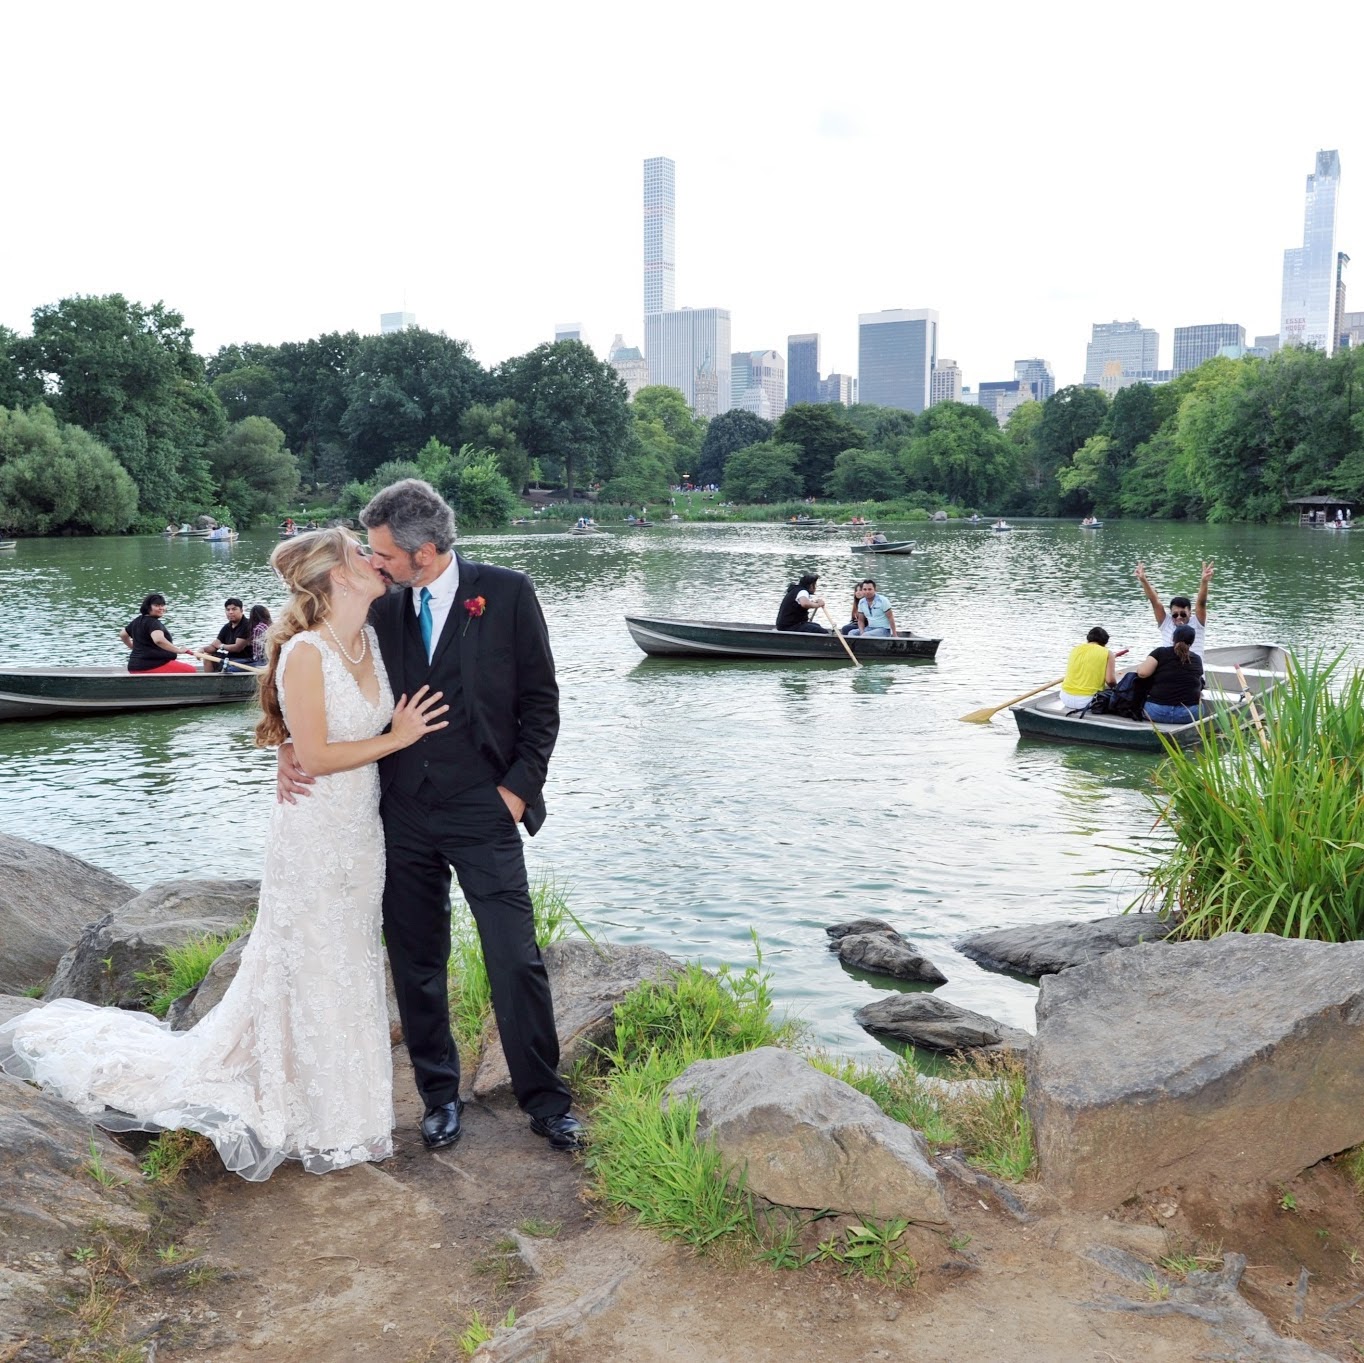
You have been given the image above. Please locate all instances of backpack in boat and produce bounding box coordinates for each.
[1085,670,1148,721]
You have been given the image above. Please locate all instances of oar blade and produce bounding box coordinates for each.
[957,676,1065,725]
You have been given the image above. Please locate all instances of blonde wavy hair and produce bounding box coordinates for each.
[255,527,363,748]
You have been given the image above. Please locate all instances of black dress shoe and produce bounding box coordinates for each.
[529,1111,587,1151]
[421,1100,464,1149]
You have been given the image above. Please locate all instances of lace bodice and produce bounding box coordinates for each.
[277,628,394,744]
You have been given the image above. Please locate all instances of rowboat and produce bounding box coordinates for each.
[1010,643,1289,750]
[0,540,16,551]
[625,616,941,661]
[0,666,260,722]
[991,523,1013,533]
[851,540,915,555]
[1079,520,1104,530]
[786,516,827,528]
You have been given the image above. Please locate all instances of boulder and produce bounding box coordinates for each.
[854,994,1031,1056]
[168,933,405,1046]
[0,995,42,1028]
[958,913,1178,978]
[666,1047,947,1226]
[472,940,683,1099]
[1028,933,1364,1211]
[825,918,897,942]
[0,1073,149,1247]
[0,834,135,995]
[834,932,947,984]
[44,878,259,1009]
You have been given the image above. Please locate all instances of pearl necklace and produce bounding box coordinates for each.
[323,619,368,666]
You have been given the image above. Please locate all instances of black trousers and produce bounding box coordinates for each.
[380,780,570,1120]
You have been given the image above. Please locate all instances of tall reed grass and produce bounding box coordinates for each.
[1139,655,1364,941]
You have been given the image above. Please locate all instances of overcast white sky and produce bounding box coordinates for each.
[3,1,1358,392]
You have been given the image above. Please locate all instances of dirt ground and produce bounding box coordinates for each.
[18,1054,1364,1363]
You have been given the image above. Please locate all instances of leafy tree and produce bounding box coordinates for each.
[433,445,518,529]
[0,404,138,534]
[899,403,1018,507]
[1025,386,1109,514]
[269,332,362,484]
[340,328,484,479]
[722,441,802,503]
[25,294,226,520]
[695,408,772,486]
[773,404,864,496]
[1056,433,1119,512]
[843,404,917,451]
[827,447,906,501]
[600,435,674,505]
[495,341,630,497]
[0,327,41,410]
[208,417,300,527]
[458,399,529,492]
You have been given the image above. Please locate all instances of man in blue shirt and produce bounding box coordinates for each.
[840,579,899,636]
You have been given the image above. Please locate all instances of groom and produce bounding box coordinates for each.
[283,479,583,1152]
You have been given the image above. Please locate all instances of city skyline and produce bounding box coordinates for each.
[1,5,1359,396]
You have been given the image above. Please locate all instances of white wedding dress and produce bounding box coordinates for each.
[0,630,396,1182]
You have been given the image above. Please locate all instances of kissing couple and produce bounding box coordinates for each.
[0,479,585,1179]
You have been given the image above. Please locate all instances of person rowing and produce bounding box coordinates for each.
[775,573,828,633]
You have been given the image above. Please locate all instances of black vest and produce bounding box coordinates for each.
[387,602,498,798]
[776,583,813,630]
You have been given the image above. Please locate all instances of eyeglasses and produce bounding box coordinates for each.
[1170,609,1190,619]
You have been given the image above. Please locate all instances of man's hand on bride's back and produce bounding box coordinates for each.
[276,741,316,805]
[392,686,450,748]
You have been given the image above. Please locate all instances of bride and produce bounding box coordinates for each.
[0,529,447,1181]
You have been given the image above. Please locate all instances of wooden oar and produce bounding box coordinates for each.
[959,677,1063,725]
[820,607,862,667]
[1234,664,1269,750]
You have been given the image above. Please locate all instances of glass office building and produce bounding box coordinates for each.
[786,333,822,407]
[645,307,732,419]
[643,157,676,321]
[1173,324,1246,376]
[857,309,938,413]
[1281,150,1341,354]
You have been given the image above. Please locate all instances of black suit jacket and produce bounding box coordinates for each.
[369,555,559,835]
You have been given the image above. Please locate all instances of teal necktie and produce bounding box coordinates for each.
[418,587,433,656]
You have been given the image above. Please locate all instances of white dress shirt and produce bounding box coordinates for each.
[412,554,460,660]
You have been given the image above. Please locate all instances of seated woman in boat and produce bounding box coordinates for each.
[120,594,199,674]
[775,573,828,633]
[1134,625,1206,724]
[1059,626,1118,711]
[245,603,273,667]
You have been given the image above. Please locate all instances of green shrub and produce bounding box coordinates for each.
[136,917,253,1018]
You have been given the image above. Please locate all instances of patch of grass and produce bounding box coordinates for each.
[516,1218,561,1238]
[84,1139,128,1189]
[1346,1146,1364,1195]
[809,1051,1035,1182]
[1158,1250,1223,1276]
[185,1264,220,1287]
[448,876,581,1054]
[1145,1271,1172,1301]
[156,1243,191,1263]
[473,1237,528,1292]
[136,916,254,1018]
[817,1217,919,1286]
[584,940,797,1255]
[21,981,46,998]
[458,1307,516,1356]
[140,1129,215,1183]
[1278,1187,1298,1212]
[1139,655,1364,941]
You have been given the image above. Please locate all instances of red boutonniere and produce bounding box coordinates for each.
[462,596,487,635]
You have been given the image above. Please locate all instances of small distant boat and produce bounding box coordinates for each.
[0,667,259,722]
[787,515,827,528]
[624,517,654,528]
[850,540,915,555]
[0,540,16,551]
[625,616,940,661]
[991,521,1013,533]
[511,517,534,526]
[569,521,605,536]
[1010,644,1290,750]
[1079,519,1104,530]
[206,528,237,543]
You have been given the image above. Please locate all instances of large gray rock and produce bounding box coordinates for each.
[0,835,135,995]
[855,994,1031,1056]
[666,1046,948,1226]
[168,932,404,1046]
[825,918,897,942]
[45,878,259,1009]
[1028,933,1364,1211]
[0,995,42,1028]
[473,940,683,1098]
[0,1073,149,1245]
[958,913,1178,978]
[834,932,948,984]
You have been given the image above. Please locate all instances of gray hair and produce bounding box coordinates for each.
[360,478,456,554]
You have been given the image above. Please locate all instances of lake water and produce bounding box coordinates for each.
[2,519,1361,1060]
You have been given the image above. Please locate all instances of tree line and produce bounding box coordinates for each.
[3,293,1361,535]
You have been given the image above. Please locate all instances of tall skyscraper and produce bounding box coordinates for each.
[858,309,938,413]
[608,335,649,398]
[554,323,585,344]
[645,307,731,418]
[1014,357,1055,403]
[643,157,676,322]
[380,311,416,334]
[820,374,857,406]
[731,350,786,420]
[977,380,1031,426]
[1281,150,1341,354]
[1084,321,1159,386]
[1341,312,1364,350]
[786,334,822,407]
[930,358,962,406]
[1173,324,1247,376]
[1335,252,1350,351]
